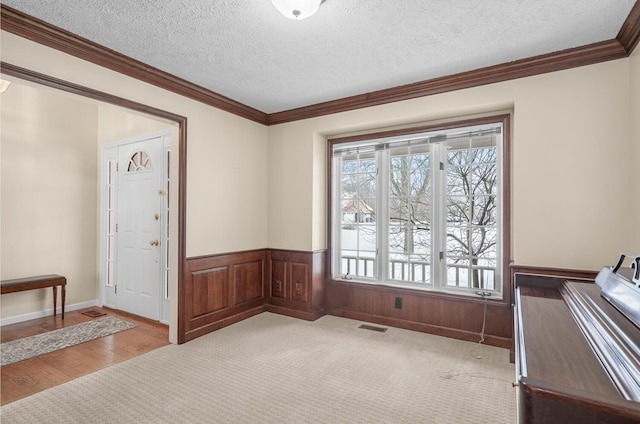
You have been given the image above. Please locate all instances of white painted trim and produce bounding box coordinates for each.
[0,300,99,327]
[99,131,171,321]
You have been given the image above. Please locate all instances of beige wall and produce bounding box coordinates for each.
[1,82,99,317]
[0,31,269,260]
[1,29,637,326]
[268,58,634,271]
[1,31,268,334]
[630,46,640,253]
[97,104,176,145]
[266,120,315,250]
[0,82,179,324]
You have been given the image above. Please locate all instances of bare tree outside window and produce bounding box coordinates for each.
[388,149,431,282]
[333,121,503,295]
[445,139,497,289]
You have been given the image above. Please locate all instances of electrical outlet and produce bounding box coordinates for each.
[395,297,402,309]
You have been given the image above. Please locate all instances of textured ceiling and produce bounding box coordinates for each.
[1,0,636,113]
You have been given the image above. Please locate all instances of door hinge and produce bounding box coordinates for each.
[439,162,444,171]
[115,285,117,294]
[116,162,119,172]
[439,251,444,260]
[116,223,118,233]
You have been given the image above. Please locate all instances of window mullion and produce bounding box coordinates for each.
[377,150,389,283]
[432,144,446,290]
[332,157,343,278]
[495,132,503,290]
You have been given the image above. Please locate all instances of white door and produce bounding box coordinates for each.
[116,137,163,320]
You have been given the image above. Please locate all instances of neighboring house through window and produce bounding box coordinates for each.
[330,115,510,298]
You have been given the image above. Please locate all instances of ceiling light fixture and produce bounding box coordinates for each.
[271,0,323,20]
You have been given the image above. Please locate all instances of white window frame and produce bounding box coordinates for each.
[329,116,509,299]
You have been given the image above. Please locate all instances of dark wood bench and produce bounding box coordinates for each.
[1,274,66,319]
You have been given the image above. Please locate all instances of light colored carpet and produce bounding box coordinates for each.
[0,316,135,367]
[0,312,516,423]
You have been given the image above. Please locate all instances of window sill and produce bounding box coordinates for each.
[329,277,505,303]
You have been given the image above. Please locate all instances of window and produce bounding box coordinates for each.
[164,149,171,300]
[330,116,508,298]
[127,150,151,172]
[105,159,117,287]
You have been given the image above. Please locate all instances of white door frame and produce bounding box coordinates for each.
[99,130,172,323]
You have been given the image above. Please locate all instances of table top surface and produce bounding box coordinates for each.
[0,274,66,287]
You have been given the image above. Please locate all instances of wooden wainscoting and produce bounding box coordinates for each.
[326,280,512,348]
[184,250,267,342]
[266,249,326,321]
[183,249,327,342]
[185,249,602,351]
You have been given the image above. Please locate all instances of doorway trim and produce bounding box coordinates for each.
[0,62,189,344]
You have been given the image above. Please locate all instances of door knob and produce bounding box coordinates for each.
[149,239,159,246]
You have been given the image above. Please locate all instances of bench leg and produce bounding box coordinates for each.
[53,286,57,317]
[61,284,66,319]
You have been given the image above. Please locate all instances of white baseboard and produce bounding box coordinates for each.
[0,300,99,326]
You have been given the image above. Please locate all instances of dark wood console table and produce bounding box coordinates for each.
[1,274,66,319]
[514,272,640,423]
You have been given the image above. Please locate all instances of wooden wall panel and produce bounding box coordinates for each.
[271,259,287,299]
[310,251,326,315]
[184,249,326,342]
[180,248,589,351]
[291,262,309,303]
[234,260,264,304]
[184,250,267,342]
[325,265,599,350]
[191,267,229,317]
[266,249,327,321]
[326,280,512,348]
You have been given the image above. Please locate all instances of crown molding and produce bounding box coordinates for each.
[267,39,627,125]
[617,0,640,54]
[268,2,639,124]
[2,3,638,127]
[0,4,268,125]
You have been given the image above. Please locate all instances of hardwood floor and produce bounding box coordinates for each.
[1,307,169,405]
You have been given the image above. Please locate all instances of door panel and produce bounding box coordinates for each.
[117,137,163,320]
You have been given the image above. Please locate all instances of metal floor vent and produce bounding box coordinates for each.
[81,309,107,318]
[359,324,388,333]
